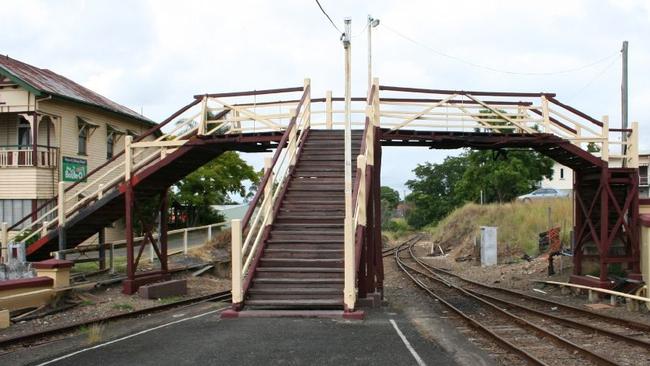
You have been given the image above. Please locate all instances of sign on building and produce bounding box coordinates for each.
[61,156,87,182]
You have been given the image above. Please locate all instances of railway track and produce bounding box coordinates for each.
[0,290,231,350]
[394,236,650,366]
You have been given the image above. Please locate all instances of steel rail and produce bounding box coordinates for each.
[393,240,546,366]
[416,259,650,333]
[407,247,650,363]
[0,290,231,349]
[396,238,621,366]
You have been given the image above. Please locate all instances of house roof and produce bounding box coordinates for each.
[0,55,154,126]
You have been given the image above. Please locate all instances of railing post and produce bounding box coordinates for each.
[372,78,380,129]
[343,18,355,311]
[109,242,115,275]
[41,221,49,237]
[601,115,609,162]
[326,90,333,129]
[264,157,275,225]
[628,121,639,168]
[304,78,311,128]
[98,183,104,199]
[541,95,551,133]
[1,222,7,264]
[288,109,298,166]
[357,155,367,226]
[207,224,212,241]
[198,96,208,136]
[57,181,66,257]
[231,219,243,305]
[124,135,133,181]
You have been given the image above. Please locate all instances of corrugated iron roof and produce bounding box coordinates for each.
[0,55,154,125]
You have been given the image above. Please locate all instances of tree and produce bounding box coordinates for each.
[456,150,554,203]
[380,186,400,210]
[380,186,401,227]
[405,155,468,228]
[172,151,260,226]
[404,150,553,228]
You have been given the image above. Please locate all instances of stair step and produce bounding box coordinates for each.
[252,278,344,286]
[245,299,343,308]
[248,288,341,295]
[259,258,343,268]
[264,248,343,259]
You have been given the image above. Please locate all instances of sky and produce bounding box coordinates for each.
[1,0,649,197]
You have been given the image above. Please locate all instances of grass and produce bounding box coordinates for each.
[72,256,128,274]
[86,323,105,345]
[426,198,572,258]
[79,300,95,306]
[112,303,135,312]
[158,296,184,304]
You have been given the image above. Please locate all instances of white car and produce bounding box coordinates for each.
[517,188,570,202]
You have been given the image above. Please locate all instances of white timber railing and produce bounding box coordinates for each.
[230,79,311,304]
[3,82,309,254]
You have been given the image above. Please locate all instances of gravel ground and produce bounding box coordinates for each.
[411,237,650,327]
[0,262,229,342]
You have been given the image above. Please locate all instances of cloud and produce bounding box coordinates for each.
[2,0,649,194]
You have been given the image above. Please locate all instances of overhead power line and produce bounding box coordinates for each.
[314,0,341,34]
[380,22,619,76]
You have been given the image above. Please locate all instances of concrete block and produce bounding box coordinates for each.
[480,226,498,266]
[138,279,187,299]
[0,309,9,329]
[33,259,73,289]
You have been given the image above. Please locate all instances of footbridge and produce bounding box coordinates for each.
[1,79,640,314]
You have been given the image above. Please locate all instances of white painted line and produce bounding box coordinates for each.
[389,318,427,366]
[37,306,228,366]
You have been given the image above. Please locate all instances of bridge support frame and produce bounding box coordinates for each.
[356,126,384,305]
[122,185,171,295]
[572,167,640,288]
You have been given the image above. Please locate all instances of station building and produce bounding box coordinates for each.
[0,55,155,240]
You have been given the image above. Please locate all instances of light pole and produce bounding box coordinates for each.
[367,15,380,93]
[342,17,354,311]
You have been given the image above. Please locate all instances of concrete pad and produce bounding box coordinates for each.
[138,279,187,299]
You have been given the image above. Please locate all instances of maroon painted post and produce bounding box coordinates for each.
[573,170,582,276]
[160,189,169,273]
[373,127,384,297]
[365,165,376,294]
[123,182,135,294]
[599,167,609,283]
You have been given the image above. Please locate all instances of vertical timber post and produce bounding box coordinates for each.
[304,78,311,128]
[372,78,384,297]
[1,222,7,264]
[57,181,66,258]
[342,17,356,312]
[601,115,609,162]
[160,189,169,273]
[123,135,135,294]
[231,219,243,308]
[264,157,274,226]
[326,91,333,129]
[98,228,106,270]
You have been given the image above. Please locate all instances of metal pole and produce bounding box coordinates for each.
[621,41,629,165]
[98,228,106,270]
[342,17,355,311]
[367,15,372,92]
[621,41,628,138]
[367,15,379,93]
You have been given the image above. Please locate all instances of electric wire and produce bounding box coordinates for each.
[380,22,619,76]
[566,54,620,100]
[314,0,341,34]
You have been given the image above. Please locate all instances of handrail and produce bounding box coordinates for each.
[8,98,202,232]
[240,84,310,232]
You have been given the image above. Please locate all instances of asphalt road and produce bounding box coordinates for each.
[29,308,457,366]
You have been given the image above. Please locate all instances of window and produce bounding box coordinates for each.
[106,133,114,159]
[17,117,31,148]
[560,168,565,180]
[77,117,98,156]
[78,125,88,155]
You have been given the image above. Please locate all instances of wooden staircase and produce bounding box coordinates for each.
[245,129,362,309]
